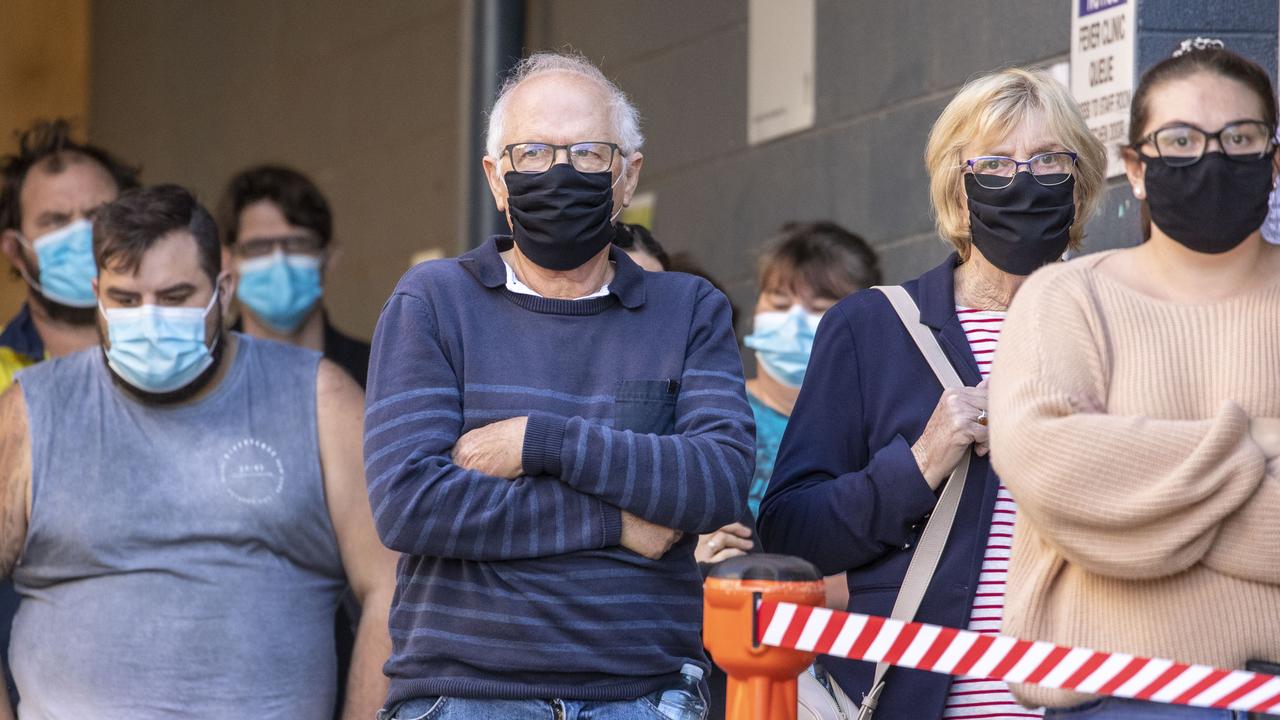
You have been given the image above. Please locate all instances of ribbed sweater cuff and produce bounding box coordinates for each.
[522,413,567,477]
[600,504,623,547]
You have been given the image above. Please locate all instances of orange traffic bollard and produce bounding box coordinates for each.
[704,554,825,720]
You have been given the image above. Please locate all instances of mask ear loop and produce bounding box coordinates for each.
[11,233,48,297]
[202,282,226,356]
[608,157,629,223]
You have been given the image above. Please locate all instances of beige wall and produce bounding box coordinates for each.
[0,0,91,324]
[89,0,463,340]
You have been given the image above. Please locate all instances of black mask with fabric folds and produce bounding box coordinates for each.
[505,164,618,271]
[964,173,1076,276]
[1143,152,1274,254]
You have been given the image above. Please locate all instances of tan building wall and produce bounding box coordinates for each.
[0,0,91,325]
[89,0,463,340]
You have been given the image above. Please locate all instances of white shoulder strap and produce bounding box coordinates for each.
[856,286,973,719]
[873,285,964,390]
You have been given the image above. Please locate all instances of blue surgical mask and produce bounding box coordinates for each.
[19,219,98,308]
[744,305,824,388]
[235,250,324,333]
[101,290,220,393]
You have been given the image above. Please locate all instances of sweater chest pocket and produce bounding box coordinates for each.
[613,379,680,434]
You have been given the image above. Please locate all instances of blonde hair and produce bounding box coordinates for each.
[924,68,1106,258]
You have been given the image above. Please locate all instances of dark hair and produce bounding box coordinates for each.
[758,221,882,300]
[95,184,221,284]
[1128,45,1278,239]
[218,165,332,247]
[612,223,671,270]
[0,118,141,233]
[1129,46,1277,147]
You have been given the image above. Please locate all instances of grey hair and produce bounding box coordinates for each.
[485,51,644,159]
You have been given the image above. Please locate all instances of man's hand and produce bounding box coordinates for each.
[620,511,682,559]
[454,417,528,479]
[695,522,754,564]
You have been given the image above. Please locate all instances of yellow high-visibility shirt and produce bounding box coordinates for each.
[0,345,38,392]
[0,304,46,392]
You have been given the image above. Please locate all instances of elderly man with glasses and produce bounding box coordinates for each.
[363,52,753,720]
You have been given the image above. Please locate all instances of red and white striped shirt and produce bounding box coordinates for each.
[941,308,1042,719]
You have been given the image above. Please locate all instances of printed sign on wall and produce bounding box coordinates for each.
[747,0,815,146]
[1071,0,1136,178]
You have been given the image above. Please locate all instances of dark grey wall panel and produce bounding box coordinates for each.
[525,0,1073,318]
[613,25,749,184]
[525,0,745,68]
[817,0,1069,125]
[525,0,1278,321]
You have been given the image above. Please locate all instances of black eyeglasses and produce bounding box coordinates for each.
[503,142,620,174]
[963,151,1079,190]
[1133,121,1276,167]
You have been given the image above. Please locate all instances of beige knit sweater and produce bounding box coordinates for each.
[988,250,1280,710]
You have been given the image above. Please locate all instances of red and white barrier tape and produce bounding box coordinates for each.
[755,600,1280,714]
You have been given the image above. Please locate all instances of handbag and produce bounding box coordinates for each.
[796,286,974,720]
[797,663,857,720]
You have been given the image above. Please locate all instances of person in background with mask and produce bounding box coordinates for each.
[0,119,139,390]
[218,165,370,387]
[364,51,752,720]
[758,68,1105,720]
[989,43,1280,719]
[696,221,881,574]
[0,117,139,710]
[698,222,880,720]
[691,220,880,576]
[0,184,396,720]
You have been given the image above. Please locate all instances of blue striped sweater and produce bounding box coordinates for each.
[364,237,754,705]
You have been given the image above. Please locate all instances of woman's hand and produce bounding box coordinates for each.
[911,381,989,490]
[695,522,755,564]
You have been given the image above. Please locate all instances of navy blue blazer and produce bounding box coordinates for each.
[758,253,1000,720]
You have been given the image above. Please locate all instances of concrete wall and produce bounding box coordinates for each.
[84,0,1279,338]
[89,0,463,339]
[0,0,91,324]
[525,0,1279,322]
[525,0,1076,318]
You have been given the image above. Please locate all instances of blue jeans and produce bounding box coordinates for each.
[378,690,700,720]
[1045,697,1258,719]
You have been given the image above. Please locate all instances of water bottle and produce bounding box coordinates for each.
[656,663,707,720]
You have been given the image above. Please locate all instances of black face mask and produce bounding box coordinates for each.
[964,173,1076,276]
[505,164,619,271]
[1143,152,1274,254]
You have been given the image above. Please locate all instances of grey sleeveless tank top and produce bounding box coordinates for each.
[12,334,346,719]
